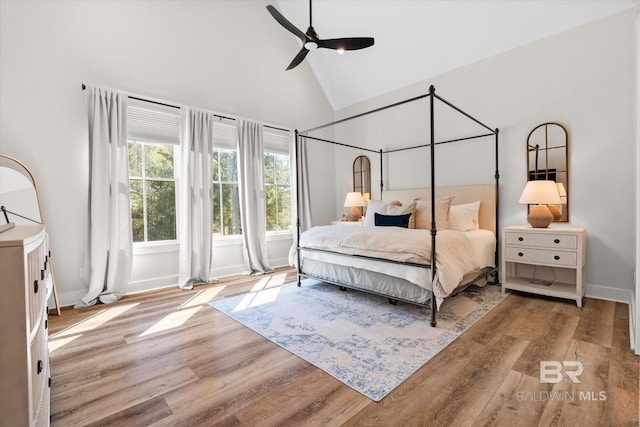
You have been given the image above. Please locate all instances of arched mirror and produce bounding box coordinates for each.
[353,155,371,217]
[526,123,569,222]
[0,154,61,314]
[353,155,370,196]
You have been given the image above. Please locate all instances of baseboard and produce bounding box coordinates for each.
[585,283,632,304]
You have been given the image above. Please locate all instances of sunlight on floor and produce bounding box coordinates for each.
[49,303,139,353]
[234,275,285,312]
[139,306,202,337]
[139,284,228,337]
[180,285,226,309]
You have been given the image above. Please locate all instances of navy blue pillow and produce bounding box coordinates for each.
[374,213,411,228]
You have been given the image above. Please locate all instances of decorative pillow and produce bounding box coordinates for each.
[363,200,401,227]
[374,213,411,228]
[448,201,481,232]
[386,200,417,229]
[413,196,453,230]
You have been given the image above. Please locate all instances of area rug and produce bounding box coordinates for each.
[209,279,508,401]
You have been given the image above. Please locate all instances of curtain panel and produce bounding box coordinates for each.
[78,86,132,307]
[177,108,215,289]
[237,119,273,275]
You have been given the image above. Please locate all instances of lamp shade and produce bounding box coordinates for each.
[518,180,562,205]
[344,192,365,207]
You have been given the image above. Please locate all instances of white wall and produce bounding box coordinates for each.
[332,9,637,301]
[0,0,336,306]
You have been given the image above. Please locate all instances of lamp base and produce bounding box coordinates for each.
[528,204,554,228]
[547,204,561,221]
[347,206,361,222]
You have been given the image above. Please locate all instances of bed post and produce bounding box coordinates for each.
[494,128,500,284]
[379,149,384,197]
[295,130,302,287]
[429,85,437,327]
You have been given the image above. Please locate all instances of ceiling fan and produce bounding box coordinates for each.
[266,0,375,70]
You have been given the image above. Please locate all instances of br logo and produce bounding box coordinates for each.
[540,361,584,384]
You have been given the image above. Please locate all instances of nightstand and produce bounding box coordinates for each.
[501,225,586,307]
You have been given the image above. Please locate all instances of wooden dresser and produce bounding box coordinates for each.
[501,225,587,307]
[0,225,51,426]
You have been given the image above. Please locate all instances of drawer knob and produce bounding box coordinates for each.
[37,360,43,374]
[518,237,524,242]
[554,255,560,260]
[41,269,45,280]
[49,377,52,388]
[518,252,524,257]
[554,239,560,244]
[33,280,39,294]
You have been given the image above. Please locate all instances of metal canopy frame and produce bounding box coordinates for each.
[295,85,500,327]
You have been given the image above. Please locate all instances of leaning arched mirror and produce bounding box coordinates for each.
[526,123,569,222]
[353,155,371,217]
[0,154,61,314]
[353,155,370,198]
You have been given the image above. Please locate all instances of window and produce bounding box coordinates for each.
[128,141,176,242]
[211,121,292,237]
[264,152,291,232]
[127,100,180,243]
[212,148,242,236]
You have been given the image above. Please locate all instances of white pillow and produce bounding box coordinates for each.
[448,201,481,232]
[362,200,401,227]
[414,196,453,230]
[386,200,417,229]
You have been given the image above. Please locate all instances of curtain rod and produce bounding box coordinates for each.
[81,83,290,133]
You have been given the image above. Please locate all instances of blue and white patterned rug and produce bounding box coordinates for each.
[209,279,508,401]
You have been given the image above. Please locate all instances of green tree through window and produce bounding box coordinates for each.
[265,152,291,232]
[212,148,242,236]
[128,140,176,242]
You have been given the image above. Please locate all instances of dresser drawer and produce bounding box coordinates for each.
[504,231,577,250]
[505,246,577,267]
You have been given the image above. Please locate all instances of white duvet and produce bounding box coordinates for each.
[297,225,486,304]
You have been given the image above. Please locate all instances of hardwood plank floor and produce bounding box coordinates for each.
[48,268,639,426]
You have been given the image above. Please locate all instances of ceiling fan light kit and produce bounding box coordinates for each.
[267,0,374,70]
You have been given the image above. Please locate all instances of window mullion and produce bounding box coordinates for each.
[141,143,148,242]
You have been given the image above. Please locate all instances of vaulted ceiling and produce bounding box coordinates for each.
[273,0,634,110]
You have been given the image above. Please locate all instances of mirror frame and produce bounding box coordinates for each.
[352,155,371,194]
[526,122,569,222]
[353,155,371,216]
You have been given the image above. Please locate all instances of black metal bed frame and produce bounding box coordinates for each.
[294,85,499,327]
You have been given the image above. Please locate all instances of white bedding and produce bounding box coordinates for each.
[296,225,495,305]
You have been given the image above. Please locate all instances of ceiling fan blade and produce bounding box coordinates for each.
[266,5,306,42]
[286,47,310,70]
[317,37,375,51]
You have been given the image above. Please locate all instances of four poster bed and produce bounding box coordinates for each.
[293,86,500,327]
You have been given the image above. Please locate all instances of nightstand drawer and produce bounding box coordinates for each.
[505,246,577,267]
[504,231,577,250]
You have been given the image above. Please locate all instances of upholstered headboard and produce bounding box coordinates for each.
[381,184,497,234]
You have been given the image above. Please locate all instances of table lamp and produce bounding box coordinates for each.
[344,192,365,221]
[519,180,562,228]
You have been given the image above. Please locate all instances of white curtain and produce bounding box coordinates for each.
[288,132,312,266]
[237,119,273,275]
[177,108,215,290]
[78,86,132,307]
[291,132,312,231]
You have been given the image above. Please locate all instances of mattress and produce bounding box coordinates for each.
[297,226,496,305]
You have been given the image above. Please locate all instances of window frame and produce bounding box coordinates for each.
[128,139,177,244]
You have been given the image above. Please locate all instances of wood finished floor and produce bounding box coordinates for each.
[48,267,639,426]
